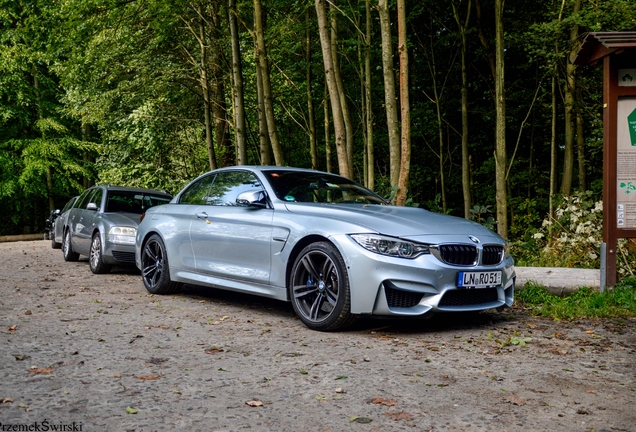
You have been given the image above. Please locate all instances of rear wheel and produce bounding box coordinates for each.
[289,242,356,331]
[141,234,181,294]
[89,234,112,274]
[51,231,61,249]
[62,230,79,262]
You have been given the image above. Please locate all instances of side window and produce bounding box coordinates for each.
[179,174,216,205]
[207,171,263,206]
[76,189,97,209]
[62,197,76,213]
[90,189,103,209]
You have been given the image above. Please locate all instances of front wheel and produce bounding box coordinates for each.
[62,230,79,262]
[289,242,356,331]
[89,234,112,274]
[141,234,181,294]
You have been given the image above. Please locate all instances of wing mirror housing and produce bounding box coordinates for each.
[236,190,267,208]
[86,202,99,211]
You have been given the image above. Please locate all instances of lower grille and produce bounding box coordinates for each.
[385,286,424,309]
[438,288,498,307]
[111,250,136,264]
[439,244,477,265]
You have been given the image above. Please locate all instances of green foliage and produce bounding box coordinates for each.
[516,282,636,320]
[469,204,496,231]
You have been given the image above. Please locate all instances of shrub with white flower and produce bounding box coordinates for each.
[511,191,636,277]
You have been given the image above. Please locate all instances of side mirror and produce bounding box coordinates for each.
[53,209,61,216]
[236,190,267,208]
[86,202,98,211]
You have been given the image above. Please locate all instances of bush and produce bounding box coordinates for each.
[510,191,636,277]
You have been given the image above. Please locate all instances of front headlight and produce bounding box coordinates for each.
[350,234,430,259]
[108,226,137,244]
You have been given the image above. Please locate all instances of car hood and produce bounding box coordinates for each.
[284,203,503,244]
[103,212,142,228]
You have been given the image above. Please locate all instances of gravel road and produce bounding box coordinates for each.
[1,240,635,431]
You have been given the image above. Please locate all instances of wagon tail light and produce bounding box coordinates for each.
[350,234,430,259]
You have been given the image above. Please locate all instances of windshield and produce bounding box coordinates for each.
[106,191,172,214]
[263,170,389,205]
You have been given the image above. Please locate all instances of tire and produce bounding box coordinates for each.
[62,229,79,262]
[289,242,356,331]
[89,234,112,274]
[51,232,61,249]
[141,234,181,294]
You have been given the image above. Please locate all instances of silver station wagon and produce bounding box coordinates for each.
[135,167,515,331]
[61,185,172,274]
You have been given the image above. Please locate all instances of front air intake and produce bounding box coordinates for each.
[385,285,424,309]
[439,288,499,307]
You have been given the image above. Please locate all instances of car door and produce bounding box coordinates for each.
[163,173,217,271]
[189,170,274,286]
[74,188,103,253]
[68,189,96,254]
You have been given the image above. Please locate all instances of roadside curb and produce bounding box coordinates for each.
[515,266,600,295]
[0,234,44,243]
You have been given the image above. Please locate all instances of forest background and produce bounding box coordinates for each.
[2,0,636,274]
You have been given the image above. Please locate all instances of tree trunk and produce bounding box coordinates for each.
[395,0,410,207]
[422,20,446,212]
[377,0,400,189]
[576,88,586,191]
[255,54,271,166]
[494,0,507,238]
[229,0,247,165]
[324,85,332,173]
[549,73,557,235]
[306,9,318,170]
[364,0,374,190]
[452,0,472,219]
[254,0,283,166]
[560,0,581,196]
[329,1,354,175]
[210,2,230,167]
[315,0,350,178]
[196,4,217,170]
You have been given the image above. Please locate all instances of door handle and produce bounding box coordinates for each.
[195,212,208,219]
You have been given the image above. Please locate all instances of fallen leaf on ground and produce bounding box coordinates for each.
[29,367,54,374]
[205,346,224,354]
[371,397,397,406]
[507,395,526,406]
[126,406,138,414]
[384,410,414,421]
[8,325,17,331]
[586,330,594,334]
[136,374,161,380]
[1,398,13,403]
[246,400,263,407]
[350,416,372,424]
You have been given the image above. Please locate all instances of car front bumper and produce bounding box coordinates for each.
[331,234,515,316]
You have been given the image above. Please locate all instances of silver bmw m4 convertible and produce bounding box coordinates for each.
[135,166,515,331]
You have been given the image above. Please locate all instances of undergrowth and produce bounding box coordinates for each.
[515,278,636,320]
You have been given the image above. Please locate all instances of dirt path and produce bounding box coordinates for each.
[1,240,635,431]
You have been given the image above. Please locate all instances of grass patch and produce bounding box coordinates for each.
[515,278,636,320]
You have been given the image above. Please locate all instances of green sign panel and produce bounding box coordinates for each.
[630,108,636,146]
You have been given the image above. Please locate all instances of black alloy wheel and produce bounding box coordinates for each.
[141,234,181,294]
[289,242,356,331]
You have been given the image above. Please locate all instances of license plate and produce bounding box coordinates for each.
[457,271,502,288]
